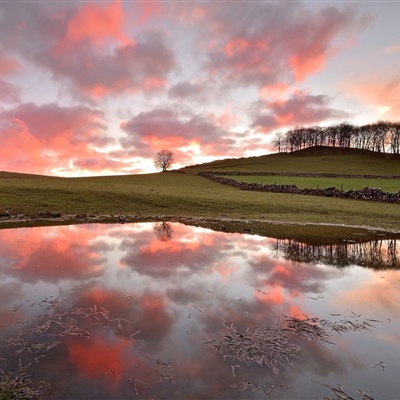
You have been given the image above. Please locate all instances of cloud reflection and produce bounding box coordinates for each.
[0,222,399,399]
[0,226,109,283]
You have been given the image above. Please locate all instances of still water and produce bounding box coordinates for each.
[0,222,399,399]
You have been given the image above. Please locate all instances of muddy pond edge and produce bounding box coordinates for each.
[1,213,399,244]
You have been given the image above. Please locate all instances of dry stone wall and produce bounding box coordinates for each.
[198,172,400,203]
[209,171,400,179]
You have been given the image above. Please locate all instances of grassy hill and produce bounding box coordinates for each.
[181,146,400,175]
[0,147,399,237]
[0,171,54,179]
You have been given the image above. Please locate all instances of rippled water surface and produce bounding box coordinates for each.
[0,222,399,399]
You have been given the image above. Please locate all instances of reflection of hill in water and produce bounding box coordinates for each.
[273,239,399,269]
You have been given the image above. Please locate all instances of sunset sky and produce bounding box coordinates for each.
[0,1,399,176]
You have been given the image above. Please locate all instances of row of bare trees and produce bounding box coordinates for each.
[273,121,400,154]
[273,239,399,269]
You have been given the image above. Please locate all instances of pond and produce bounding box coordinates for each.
[0,222,399,399]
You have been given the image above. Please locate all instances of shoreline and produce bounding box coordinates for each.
[1,212,399,244]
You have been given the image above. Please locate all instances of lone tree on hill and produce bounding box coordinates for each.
[154,149,174,171]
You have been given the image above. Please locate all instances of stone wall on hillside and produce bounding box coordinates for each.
[198,172,400,203]
[209,171,400,179]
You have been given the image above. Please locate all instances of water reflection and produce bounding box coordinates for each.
[0,223,399,399]
[153,221,174,241]
[273,239,399,269]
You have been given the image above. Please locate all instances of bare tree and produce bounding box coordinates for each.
[272,120,400,154]
[388,122,400,154]
[153,222,174,241]
[154,149,174,171]
[272,132,284,153]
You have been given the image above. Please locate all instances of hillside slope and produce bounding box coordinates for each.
[0,147,399,234]
[181,146,400,175]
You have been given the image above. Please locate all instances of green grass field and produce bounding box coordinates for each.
[224,175,400,193]
[1,147,399,236]
[182,147,400,175]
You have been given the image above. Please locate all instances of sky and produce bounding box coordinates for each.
[0,0,399,176]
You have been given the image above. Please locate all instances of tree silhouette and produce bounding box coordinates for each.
[153,222,174,241]
[154,150,174,172]
[272,120,400,154]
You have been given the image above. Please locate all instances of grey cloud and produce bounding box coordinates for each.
[2,102,111,146]
[0,79,20,103]
[119,107,236,155]
[0,3,176,99]
[195,3,370,89]
[252,92,349,132]
[168,80,211,102]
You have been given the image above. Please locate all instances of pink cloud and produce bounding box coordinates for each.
[286,6,360,81]
[0,103,118,174]
[0,226,107,283]
[0,1,377,174]
[3,103,109,146]
[382,44,400,54]
[252,91,349,133]
[67,336,130,384]
[342,76,400,119]
[259,83,289,101]
[0,55,19,75]
[0,117,49,173]
[119,108,236,159]
[56,0,129,50]
[119,225,226,278]
[0,2,176,100]
[209,110,240,129]
[336,271,400,316]
[134,0,163,25]
[118,106,279,166]
[186,3,369,89]
[77,288,174,351]
[50,30,175,100]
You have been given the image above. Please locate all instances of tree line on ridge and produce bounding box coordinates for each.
[272,121,400,154]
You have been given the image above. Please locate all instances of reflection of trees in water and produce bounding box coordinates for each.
[273,239,399,269]
[153,222,174,242]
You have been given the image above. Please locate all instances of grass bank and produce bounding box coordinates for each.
[0,148,399,239]
[0,170,399,233]
[182,146,400,175]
